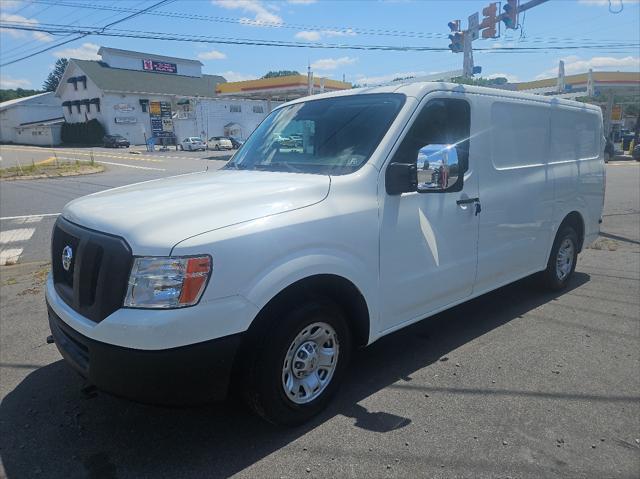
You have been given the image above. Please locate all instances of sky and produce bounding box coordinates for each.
[1,0,639,90]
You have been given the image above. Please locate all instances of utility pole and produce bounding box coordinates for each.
[463,33,475,77]
[307,64,314,96]
[557,60,565,93]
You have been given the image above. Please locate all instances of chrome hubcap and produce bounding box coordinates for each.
[282,322,339,405]
[556,238,575,281]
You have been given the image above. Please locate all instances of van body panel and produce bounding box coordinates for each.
[45,81,605,407]
[377,90,480,333]
[62,170,330,256]
[172,164,382,342]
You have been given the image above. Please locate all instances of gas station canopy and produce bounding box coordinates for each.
[215,74,352,101]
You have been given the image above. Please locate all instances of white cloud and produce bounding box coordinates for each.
[219,71,256,82]
[487,72,519,83]
[287,0,317,4]
[295,28,356,41]
[311,56,357,71]
[197,49,227,60]
[535,55,640,79]
[213,0,282,25]
[32,31,53,43]
[53,42,100,60]
[295,31,321,41]
[0,13,51,42]
[578,0,638,5]
[0,75,31,89]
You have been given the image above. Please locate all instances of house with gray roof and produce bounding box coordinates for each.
[55,47,275,145]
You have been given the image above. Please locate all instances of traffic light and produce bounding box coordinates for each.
[448,32,464,53]
[502,0,518,29]
[448,20,463,53]
[481,2,498,38]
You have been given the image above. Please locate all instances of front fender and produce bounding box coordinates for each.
[243,249,378,339]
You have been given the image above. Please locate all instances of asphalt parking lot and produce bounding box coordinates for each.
[0,148,638,479]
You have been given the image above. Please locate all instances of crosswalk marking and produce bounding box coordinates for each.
[0,248,23,266]
[0,216,53,266]
[0,228,35,244]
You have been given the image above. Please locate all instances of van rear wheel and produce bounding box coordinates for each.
[242,300,351,426]
[539,225,578,291]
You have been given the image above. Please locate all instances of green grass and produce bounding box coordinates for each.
[0,158,103,179]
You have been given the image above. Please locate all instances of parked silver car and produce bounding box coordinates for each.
[180,137,206,151]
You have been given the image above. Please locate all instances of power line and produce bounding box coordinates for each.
[0,0,174,67]
[28,0,636,47]
[3,21,638,55]
[0,0,132,61]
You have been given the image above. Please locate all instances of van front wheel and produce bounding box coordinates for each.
[540,225,578,291]
[243,300,351,426]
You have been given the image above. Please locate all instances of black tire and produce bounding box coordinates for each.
[539,225,578,291]
[178,144,183,151]
[242,299,351,426]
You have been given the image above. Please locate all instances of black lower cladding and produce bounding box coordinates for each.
[51,216,133,323]
[48,305,242,405]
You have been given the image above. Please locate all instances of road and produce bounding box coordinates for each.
[0,149,638,478]
[0,144,230,265]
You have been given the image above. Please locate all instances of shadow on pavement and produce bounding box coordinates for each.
[0,273,591,478]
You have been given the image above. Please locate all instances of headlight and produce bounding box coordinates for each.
[124,255,211,309]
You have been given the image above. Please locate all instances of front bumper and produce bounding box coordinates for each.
[47,303,242,405]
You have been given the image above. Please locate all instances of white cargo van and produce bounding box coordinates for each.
[46,82,605,425]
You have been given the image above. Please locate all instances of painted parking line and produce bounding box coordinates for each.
[95,160,166,171]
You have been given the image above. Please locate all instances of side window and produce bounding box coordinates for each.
[392,98,470,192]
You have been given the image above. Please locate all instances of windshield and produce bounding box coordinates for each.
[225,93,405,175]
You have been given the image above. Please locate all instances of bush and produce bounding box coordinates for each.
[61,119,105,145]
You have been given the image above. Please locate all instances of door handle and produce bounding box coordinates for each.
[456,197,479,205]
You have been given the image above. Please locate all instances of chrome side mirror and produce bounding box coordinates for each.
[416,144,461,192]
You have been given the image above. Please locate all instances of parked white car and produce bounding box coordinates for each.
[207,136,233,151]
[46,82,605,426]
[180,137,206,151]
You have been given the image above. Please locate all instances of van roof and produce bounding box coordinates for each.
[278,81,602,113]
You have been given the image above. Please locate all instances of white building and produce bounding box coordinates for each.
[56,47,275,145]
[0,92,64,145]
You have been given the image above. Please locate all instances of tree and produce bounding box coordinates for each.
[0,88,43,102]
[42,58,69,92]
[261,70,300,79]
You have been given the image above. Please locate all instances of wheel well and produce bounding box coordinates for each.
[560,211,585,251]
[245,274,371,349]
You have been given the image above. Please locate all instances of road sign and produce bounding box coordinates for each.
[468,12,480,40]
[611,105,623,121]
